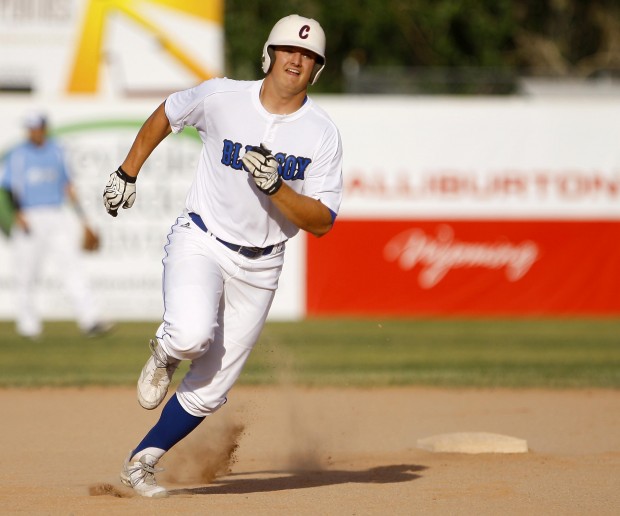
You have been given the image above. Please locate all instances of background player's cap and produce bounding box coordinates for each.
[262,14,326,85]
[23,110,47,130]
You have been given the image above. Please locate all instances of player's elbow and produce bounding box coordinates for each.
[308,220,333,238]
[310,202,336,237]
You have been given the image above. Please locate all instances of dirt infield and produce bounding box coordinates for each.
[1,386,618,515]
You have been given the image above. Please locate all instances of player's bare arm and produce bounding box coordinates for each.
[14,210,29,233]
[103,102,171,216]
[241,143,337,237]
[65,183,87,219]
[269,183,334,237]
[121,102,172,177]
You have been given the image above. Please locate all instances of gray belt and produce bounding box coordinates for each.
[188,212,283,259]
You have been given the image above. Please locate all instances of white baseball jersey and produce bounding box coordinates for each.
[164,78,343,248]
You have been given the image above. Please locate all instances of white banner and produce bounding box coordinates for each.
[319,96,620,220]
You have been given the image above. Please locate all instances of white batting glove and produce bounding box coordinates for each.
[103,167,137,217]
[241,144,283,195]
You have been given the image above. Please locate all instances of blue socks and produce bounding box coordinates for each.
[132,393,205,457]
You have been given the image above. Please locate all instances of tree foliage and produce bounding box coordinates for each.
[224,0,620,93]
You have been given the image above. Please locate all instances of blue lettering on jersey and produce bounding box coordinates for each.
[280,155,297,180]
[220,140,311,181]
[295,157,311,180]
[273,154,311,181]
[221,139,244,170]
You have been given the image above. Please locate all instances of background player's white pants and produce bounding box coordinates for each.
[156,213,284,417]
[11,206,100,337]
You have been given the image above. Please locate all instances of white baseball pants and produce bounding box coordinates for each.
[11,206,100,337]
[155,212,284,417]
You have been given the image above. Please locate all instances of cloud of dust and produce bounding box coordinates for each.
[265,348,332,472]
[162,413,245,485]
[156,337,340,486]
[279,389,330,472]
[88,483,127,498]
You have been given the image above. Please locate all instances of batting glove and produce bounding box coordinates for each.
[241,144,283,196]
[103,167,137,217]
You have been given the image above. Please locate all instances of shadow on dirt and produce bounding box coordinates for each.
[169,464,427,495]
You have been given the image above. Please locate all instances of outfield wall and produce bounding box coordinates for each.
[310,96,620,317]
[0,95,619,321]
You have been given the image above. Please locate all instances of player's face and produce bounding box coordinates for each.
[271,45,317,90]
[28,125,47,146]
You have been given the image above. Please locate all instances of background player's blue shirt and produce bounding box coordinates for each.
[1,139,70,209]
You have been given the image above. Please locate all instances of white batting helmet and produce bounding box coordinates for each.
[261,14,326,85]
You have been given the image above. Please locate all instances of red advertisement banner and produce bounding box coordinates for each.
[307,220,620,316]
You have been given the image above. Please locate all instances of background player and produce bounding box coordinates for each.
[1,111,110,339]
[103,14,343,498]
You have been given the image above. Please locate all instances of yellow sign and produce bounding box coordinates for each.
[67,0,223,93]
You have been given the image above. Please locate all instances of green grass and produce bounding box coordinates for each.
[1,319,619,388]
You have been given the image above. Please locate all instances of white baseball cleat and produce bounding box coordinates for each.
[120,451,168,498]
[137,339,180,410]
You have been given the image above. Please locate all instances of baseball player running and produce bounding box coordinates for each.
[103,14,343,498]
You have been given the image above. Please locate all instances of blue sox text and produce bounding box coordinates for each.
[220,139,311,181]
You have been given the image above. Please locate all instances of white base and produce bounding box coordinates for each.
[417,432,528,454]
